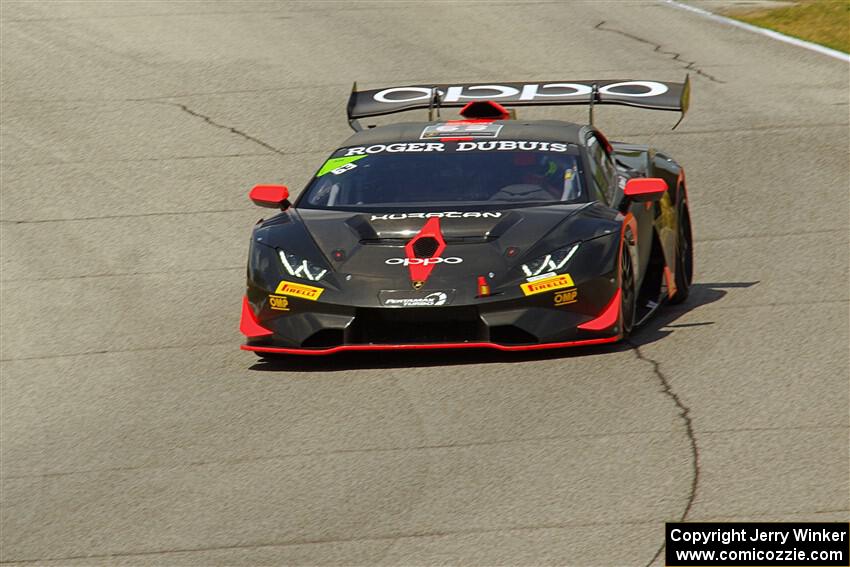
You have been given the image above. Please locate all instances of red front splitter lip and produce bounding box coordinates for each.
[242,335,621,356]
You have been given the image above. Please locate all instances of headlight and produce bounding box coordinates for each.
[278,250,328,281]
[521,243,580,278]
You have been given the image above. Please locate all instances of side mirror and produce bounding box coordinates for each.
[623,178,668,203]
[249,184,290,209]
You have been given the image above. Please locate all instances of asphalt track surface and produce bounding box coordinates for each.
[1,1,848,565]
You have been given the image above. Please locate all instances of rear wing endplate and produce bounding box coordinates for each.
[346,76,690,131]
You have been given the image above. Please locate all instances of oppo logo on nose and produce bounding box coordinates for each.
[385,257,463,266]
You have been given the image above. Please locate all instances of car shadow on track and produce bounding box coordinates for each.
[248,281,758,372]
[626,280,759,348]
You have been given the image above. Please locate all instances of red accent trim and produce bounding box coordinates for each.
[603,215,634,334]
[623,178,667,200]
[404,217,446,284]
[622,211,637,247]
[589,215,632,335]
[664,265,677,299]
[242,335,620,356]
[577,289,622,331]
[458,100,510,120]
[439,136,474,142]
[239,296,273,337]
[249,184,289,207]
[444,119,497,125]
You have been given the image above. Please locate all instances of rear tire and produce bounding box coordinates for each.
[620,243,636,336]
[670,201,693,305]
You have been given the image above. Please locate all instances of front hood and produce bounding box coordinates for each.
[254,204,620,289]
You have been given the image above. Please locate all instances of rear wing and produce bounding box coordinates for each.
[346,76,690,131]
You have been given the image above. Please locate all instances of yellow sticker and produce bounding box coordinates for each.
[269,295,290,311]
[274,280,324,301]
[521,274,575,296]
[554,289,578,306]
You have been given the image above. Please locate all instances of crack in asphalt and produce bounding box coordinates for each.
[2,428,678,481]
[627,341,700,567]
[594,21,725,84]
[0,341,233,363]
[0,517,661,565]
[153,101,289,156]
[5,424,842,482]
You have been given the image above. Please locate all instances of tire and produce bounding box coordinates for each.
[620,242,636,335]
[670,200,693,305]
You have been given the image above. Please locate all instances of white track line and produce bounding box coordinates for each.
[664,0,850,63]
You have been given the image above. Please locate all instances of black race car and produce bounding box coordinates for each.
[240,78,694,355]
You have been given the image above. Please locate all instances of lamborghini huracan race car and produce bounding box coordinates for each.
[240,78,694,356]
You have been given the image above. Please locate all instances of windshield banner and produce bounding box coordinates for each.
[340,140,571,157]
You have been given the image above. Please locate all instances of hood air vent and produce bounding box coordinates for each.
[412,236,440,258]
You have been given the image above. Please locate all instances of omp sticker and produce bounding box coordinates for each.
[554,289,578,306]
[520,274,575,296]
[317,155,367,177]
[268,295,290,311]
[274,280,324,301]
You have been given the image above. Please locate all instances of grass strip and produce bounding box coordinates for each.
[722,0,849,53]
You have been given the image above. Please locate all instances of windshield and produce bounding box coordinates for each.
[297,142,584,211]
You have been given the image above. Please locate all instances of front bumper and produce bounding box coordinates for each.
[240,278,622,355]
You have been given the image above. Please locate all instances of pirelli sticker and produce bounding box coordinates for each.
[274,280,324,301]
[521,274,575,296]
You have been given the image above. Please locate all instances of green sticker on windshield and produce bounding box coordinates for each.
[317,155,367,177]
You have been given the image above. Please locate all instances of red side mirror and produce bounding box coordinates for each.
[249,184,290,209]
[623,178,668,202]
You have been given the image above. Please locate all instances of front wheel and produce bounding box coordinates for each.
[620,243,636,335]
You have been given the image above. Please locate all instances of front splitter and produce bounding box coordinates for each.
[242,334,621,356]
